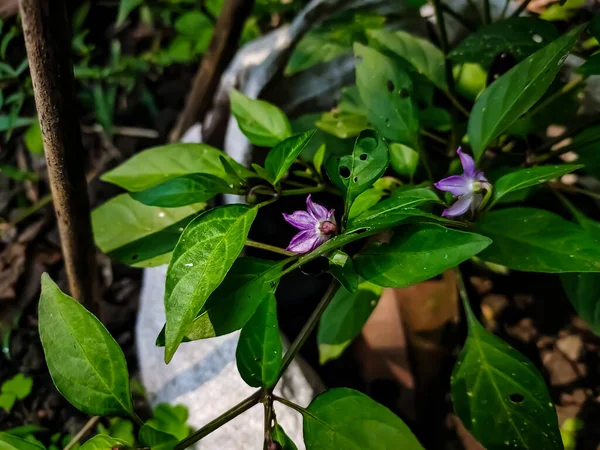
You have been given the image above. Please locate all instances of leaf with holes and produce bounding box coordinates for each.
[230,89,292,147]
[130,174,238,207]
[328,250,359,293]
[449,18,559,69]
[355,224,491,287]
[235,293,282,388]
[368,29,447,92]
[272,423,298,450]
[354,43,419,148]
[164,205,257,362]
[303,388,424,449]
[468,26,582,161]
[318,282,382,364]
[265,130,316,184]
[101,143,252,191]
[451,305,562,449]
[155,258,283,345]
[475,208,600,272]
[337,130,390,215]
[492,164,583,204]
[38,274,134,417]
[92,194,205,267]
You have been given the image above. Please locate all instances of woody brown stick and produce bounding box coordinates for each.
[20,0,100,310]
[169,0,255,143]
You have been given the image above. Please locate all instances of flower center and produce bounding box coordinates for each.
[319,220,337,235]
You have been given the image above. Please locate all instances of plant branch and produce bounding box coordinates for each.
[276,280,339,379]
[174,391,261,450]
[20,0,100,311]
[246,239,296,257]
[273,395,310,416]
[64,416,100,450]
[510,0,532,18]
[263,394,274,450]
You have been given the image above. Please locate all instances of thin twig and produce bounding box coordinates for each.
[510,0,532,18]
[276,280,339,378]
[273,395,309,416]
[20,0,100,310]
[169,0,255,142]
[245,239,296,257]
[174,391,261,450]
[81,124,159,139]
[63,416,100,450]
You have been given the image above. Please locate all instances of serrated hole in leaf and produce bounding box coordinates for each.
[339,166,350,178]
[509,393,525,404]
[359,153,368,161]
[386,80,394,92]
[399,88,409,98]
[353,176,358,183]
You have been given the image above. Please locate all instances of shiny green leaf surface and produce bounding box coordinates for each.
[265,130,316,184]
[164,205,257,362]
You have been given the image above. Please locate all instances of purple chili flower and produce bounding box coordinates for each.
[283,195,337,253]
[434,148,491,218]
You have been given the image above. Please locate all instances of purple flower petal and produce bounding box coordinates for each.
[306,194,329,221]
[457,148,477,179]
[470,193,483,216]
[283,211,316,230]
[442,193,473,217]
[475,171,488,183]
[434,175,472,196]
[286,229,323,253]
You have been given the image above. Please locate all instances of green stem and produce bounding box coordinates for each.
[132,412,144,428]
[418,138,435,184]
[280,185,326,197]
[276,280,339,379]
[273,395,310,416]
[174,391,261,450]
[483,0,492,24]
[245,239,296,257]
[420,129,448,145]
[454,267,477,329]
[431,0,456,94]
[529,76,586,119]
[263,394,274,450]
[552,183,600,201]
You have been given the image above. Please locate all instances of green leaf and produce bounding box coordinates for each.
[568,125,600,179]
[318,282,382,364]
[0,165,38,182]
[451,304,562,449]
[38,274,134,417]
[264,130,316,184]
[590,14,600,42]
[0,433,45,450]
[468,26,582,161]
[138,425,178,450]
[92,194,205,267]
[286,31,350,76]
[577,53,600,75]
[146,404,191,441]
[493,164,583,204]
[1,374,32,400]
[116,0,142,25]
[175,12,212,38]
[328,250,359,293]
[337,130,390,214]
[303,388,424,449]
[354,43,419,148]
[389,143,419,178]
[419,107,452,131]
[24,121,44,155]
[158,258,283,343]
[164,205,257,362]
[101,143,252,192]
[235,293,282,388]
[449,18,559,69]
[475,208,600,272]
[349,186,440,229]
[80,435,130,450]
[561,273,600,336]
[355,224,491,287]
[316,112,369,139]
[0,393,15,411]
[368,29,447,92]
[313,144,326,177]
[130,174,237,207]
[230,89,292,147]
[272,423,298,450]
[347,188,384,220]
[0,115,35,132]
[338,85,365,115]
